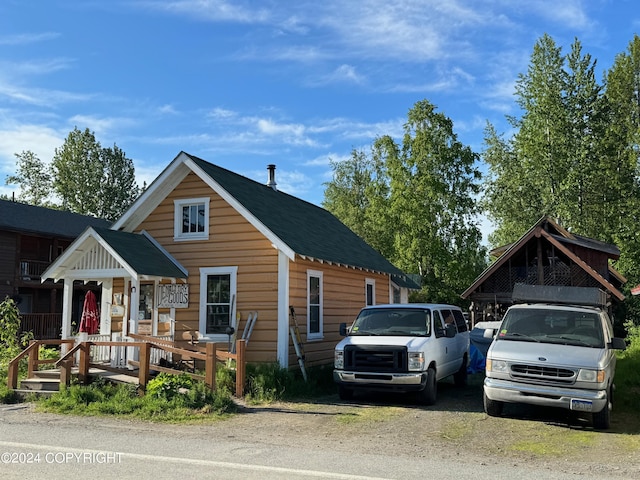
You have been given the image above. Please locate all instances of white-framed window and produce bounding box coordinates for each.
[307,270,323,340]
[174,197,210,241]
[199,266,237,340]
[366,278,376,306]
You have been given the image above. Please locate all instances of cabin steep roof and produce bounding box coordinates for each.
[113,152,409,279]
[462,215,625,302]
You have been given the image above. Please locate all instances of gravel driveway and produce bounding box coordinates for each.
[225,373,640,479]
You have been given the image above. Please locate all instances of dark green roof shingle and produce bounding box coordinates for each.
[0,199,111,237]
[187,153,403,276]
[93,227,186,279]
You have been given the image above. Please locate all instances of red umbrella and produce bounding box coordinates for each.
[79,291,100,334]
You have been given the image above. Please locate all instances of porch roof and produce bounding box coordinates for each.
[42,227,188,282]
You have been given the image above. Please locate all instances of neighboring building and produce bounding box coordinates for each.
[461,216,625,324]
[43,152,419,367]
[0,198,111,338]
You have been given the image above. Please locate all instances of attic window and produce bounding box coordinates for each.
[174,198,209,241]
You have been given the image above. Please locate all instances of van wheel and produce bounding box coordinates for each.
[418,367,437,405]
[338,385,354,401]
[483,391,503,417]
[454,356,468,387]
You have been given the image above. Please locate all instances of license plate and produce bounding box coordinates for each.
[571,399,593,412]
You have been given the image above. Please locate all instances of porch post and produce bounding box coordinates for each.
[276,250,290,368]
[61,278,73,339]
[127,277,140,368]
[129,277,140,335]
[100,278,113,335]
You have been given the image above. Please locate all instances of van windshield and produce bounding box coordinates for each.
[498,307,604,348]
[350,308,431,336]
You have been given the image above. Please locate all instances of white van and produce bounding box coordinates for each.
[334,303,470,405]
[483,284,626,429]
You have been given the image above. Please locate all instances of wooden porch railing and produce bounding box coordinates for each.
[6,339,75,390]
[7,338,247,398]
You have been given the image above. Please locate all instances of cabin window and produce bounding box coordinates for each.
[199,266,237,340]
[366,278,375,306]
[307,270,323,340]
[392,285,401,303]
[174,198,209,241]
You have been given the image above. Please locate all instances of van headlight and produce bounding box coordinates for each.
[486,359,508,373]
[334,350,344,369]
[577,369,605,383]
[408,352,425,371]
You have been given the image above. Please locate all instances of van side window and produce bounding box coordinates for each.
[433,310,445,337]
[452,310,468,332]
[441,309,455,328]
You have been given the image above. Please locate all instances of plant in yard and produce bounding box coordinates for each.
[146,372,194,401]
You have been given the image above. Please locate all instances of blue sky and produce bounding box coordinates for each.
[1,1,639,239]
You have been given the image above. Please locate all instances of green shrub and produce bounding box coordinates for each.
[39,377,236,421]
[146,372,194,400]
[243,363,335,403]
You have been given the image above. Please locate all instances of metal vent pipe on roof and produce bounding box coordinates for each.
[267,164,277,191]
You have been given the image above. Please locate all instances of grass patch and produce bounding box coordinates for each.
[510,429,597,456]
[36,377,237,423]
[244,363,336,403]
[336,406,402,425]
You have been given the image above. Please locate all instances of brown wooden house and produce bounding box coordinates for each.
[42,152,418,368]
[461,216,626,324]
[0,198,110,338]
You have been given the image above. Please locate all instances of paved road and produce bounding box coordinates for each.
[1,402,634,480]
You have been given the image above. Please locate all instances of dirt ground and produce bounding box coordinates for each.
[223,373,640,479]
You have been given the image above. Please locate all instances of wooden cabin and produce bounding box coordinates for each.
[42,152,418,368]
[0,198,110,338]
[461,216,625,324]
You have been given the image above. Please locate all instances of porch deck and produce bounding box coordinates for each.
[8,336,247,398]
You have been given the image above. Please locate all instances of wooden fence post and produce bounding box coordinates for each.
[27,340,38,378]
[235,339,246,397]
[138,342,151,393]
[7,360,18,389]
[204,342,216,391]
[78,342,90,384]
[59,360,71,389]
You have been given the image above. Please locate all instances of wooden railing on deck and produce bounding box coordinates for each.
[7,338,247,398]
[7,339,75,390]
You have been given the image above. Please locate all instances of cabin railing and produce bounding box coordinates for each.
[7,338,246,397]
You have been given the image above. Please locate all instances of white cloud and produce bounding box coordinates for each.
[0,32,60,46]
[148,0,271,23]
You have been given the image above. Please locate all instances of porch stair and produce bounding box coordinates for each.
[14,367,139,399]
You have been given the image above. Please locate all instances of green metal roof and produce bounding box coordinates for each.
[186,153,405,277]
[93,227,187,279]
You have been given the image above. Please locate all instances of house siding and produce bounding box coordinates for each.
[136,172,280,363]
[288,258,390,366]
[0,231,16,300]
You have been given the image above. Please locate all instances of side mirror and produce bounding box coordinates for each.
[339,323,348,336]
[610,337,626,351]
[483,328,496,339]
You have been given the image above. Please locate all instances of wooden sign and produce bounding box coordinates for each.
[157,284,189,308]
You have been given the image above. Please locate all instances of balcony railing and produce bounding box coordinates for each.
[19,313,62,340]
[19,259,52,281]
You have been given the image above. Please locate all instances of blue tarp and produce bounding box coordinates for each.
[467,343,486,373]
[467,322,501,373]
